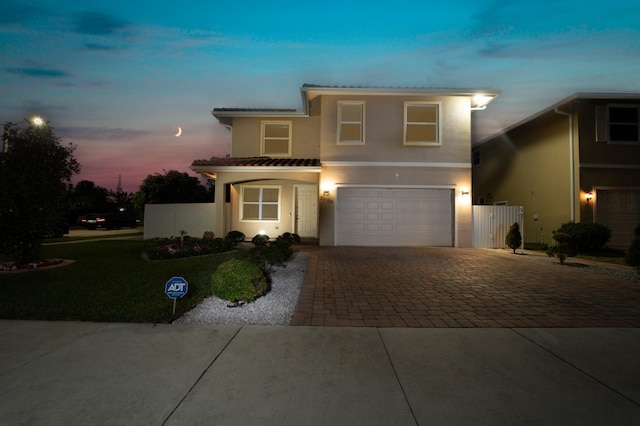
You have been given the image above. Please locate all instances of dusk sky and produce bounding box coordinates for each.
[2,0,639,192]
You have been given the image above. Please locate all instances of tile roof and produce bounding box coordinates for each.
[191,157,321,167]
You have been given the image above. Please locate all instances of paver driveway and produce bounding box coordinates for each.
[291,247,640,327]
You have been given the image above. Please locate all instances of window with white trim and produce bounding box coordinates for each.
[241,186,280,221]
[338,101,365,144]
[261,121,292,156]
[404,102,440,146]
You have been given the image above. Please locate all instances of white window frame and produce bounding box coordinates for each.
[403,101,441,146]
[240,185,281,222]
[337,101,365,145]
[261,121,292,156]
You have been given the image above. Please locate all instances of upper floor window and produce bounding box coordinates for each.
[261,121,292,156]
[338,101,365,145]
[241,186,280,221]
[596,105,640,144]
[609,106,639,143]
[403,102,440,146]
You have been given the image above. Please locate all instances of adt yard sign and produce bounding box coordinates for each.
[165,276,188,299]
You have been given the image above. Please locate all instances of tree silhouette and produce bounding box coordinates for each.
[1,121,80,262]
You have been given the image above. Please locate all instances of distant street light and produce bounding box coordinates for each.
[31,116,44,126]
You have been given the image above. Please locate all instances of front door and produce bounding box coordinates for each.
[295,185,318,238]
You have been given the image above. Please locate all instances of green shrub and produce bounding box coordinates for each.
[249,232,299,275]
[625,225,640,267]
[279,232,301,244]
[144,235,231,260]
[211,259,268,303]
[505,222,522,253]
[251,234,270,247]
[212,237,232,252]
[547,231,575,264]
[555,221,611,252]
[524,241,548,251]
[224,230,246,247]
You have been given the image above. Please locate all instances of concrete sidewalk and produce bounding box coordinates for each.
[1,321,639,425]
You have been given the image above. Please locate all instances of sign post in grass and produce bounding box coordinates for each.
[165,276,188,316]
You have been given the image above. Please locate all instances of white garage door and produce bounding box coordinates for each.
[336,188,453,246]
[595,189,640,247]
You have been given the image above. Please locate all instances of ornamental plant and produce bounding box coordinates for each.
[249,232,300,276]
[211,258,267,303]
[505,222,522,254]
[546,231,576,264]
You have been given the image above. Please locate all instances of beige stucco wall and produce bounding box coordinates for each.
[211,170,319,238]
[230,115,320,158]
[212,93,475,246]
[316,95,473,246]
[473,111,574,244]
[319,95,471,163]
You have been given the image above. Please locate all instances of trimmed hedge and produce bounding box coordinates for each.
[554,221,611,252]
[211,259,267,303]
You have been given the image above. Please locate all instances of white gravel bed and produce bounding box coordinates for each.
[174,251,310,326]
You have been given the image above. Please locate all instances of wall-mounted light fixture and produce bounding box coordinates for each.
[461,190,470,196]
[323,190,330,197]
[470,94,499,111]
[586,192,593,203]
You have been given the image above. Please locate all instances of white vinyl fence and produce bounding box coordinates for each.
[144,203,216,239]
[472,205,524,249]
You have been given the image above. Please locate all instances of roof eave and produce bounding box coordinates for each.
[191,164,322,173]
[475,91,640,145]
[301,84,500,100]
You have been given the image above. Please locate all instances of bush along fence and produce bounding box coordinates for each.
[143,230,246,260]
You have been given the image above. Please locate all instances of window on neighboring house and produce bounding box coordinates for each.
[261,121,292,156]
[338,101,365,144]
[241,186,280,221]
[404,102,440,145]
[596,105,640,143]
[472,150,481,166]
[609,106,639,143]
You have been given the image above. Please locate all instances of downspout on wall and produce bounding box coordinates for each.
[554,105,576,221]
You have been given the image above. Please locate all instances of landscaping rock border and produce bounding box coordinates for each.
[174,251,310,326]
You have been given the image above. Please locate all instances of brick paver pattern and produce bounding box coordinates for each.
[291,247,640,327]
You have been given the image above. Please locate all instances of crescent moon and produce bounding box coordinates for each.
[175,127,182,137]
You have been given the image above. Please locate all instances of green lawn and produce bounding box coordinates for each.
[0,239,244,323]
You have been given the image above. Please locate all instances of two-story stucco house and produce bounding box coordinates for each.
[191,84,498,246]
[473,93,640,248]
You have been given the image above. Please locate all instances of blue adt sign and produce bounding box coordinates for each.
[165,276,188,299]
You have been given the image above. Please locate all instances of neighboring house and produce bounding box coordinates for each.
[191,84,498,246]
[473,93,640,248]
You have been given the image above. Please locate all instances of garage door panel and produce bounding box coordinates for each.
[596,189,640,247]
[337,188,453,246]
